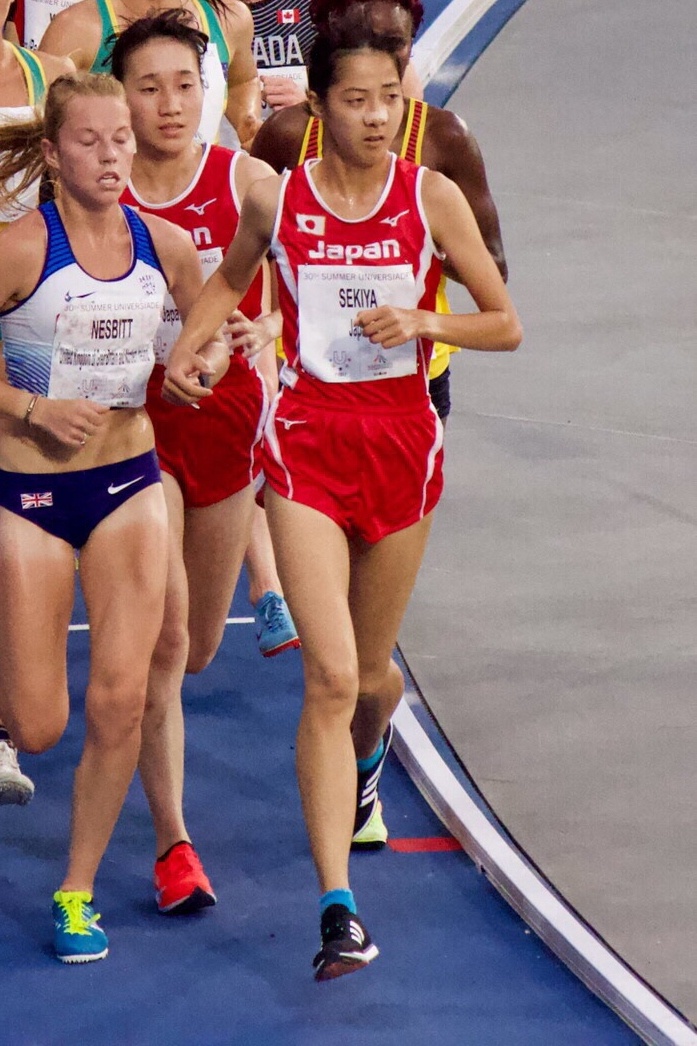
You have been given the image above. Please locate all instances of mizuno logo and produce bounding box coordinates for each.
[107,476,144,495]
[379,209,409,228]
[65,291,95,303]
[277,418,307,430]
[185,198,217,216]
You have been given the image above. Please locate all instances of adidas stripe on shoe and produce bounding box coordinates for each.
[352,721,393,851]
[313,904,379,982]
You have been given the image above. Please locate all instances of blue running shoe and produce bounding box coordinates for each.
[254,591,301,657]
[53,890,109,964]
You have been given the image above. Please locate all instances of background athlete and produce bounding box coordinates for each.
[248,0,422,115]
[111,9,291,915]
[0,0,74,804]
[39,0,261,148]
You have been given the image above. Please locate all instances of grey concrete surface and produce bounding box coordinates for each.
[399,0,697,1023]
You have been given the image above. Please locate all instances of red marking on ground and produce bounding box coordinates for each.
[388,836,462,853]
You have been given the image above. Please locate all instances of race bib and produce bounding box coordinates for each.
[48,296,161,406]
[298,264,417,383]
[23,0,78,49]
[154,246,223,364]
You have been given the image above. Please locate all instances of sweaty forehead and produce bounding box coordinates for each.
[126,37,200,75]
[61,95,131,133]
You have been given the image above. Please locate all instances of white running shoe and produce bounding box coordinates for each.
[0,739,35,805]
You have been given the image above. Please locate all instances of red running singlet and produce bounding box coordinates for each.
[121,144,267,508]
[263,155,444,541]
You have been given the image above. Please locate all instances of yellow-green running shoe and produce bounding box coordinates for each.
[52,891,108,964]
[351,800,388,850]
[351,722,393,851]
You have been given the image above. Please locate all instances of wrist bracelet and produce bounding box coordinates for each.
[24,394,39,426]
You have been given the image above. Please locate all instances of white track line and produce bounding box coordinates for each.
[68,617,254,632]
[412,0,500,86]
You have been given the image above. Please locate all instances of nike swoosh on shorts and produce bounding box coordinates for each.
[107,476,145,495]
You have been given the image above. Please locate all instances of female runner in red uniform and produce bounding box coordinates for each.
[111,9,291,914]
[165,23,521,979]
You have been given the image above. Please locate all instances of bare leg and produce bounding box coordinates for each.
[62,485,168,893]
[267,490,434,895]
[348,513,434,759]
[266,490,355,893]
[0,507,74,752]
[139,476,254,858]
[138,474,190,856]
[245,503,284,605]
[184,484,254,672]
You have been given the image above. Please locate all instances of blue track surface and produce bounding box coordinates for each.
[0,582,640,1044]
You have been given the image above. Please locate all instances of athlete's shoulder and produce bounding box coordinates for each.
[0,210,48,302]
[38,0,101,67]
[33,48,76,81]
[206,142,236,167]
[232,149,275,194]
[0,207,47,249]
[250,103,310,172]
[215,0,254,38]
[420,105,484,174]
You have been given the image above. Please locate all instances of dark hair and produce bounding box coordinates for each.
[308,24,404,100]
[109,8,208,81]
[309,0,423,37]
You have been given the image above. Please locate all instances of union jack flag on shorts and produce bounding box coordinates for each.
[20,492,54,510]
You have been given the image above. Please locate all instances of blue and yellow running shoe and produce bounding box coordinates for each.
[52,890,109,964]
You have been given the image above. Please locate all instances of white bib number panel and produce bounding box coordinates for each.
[298,264,417,383]
[48,297,161,406]
[154,246,223,364]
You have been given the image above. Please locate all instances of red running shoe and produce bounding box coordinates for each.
[154,842,217,914]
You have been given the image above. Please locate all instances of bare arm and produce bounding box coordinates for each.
[249,103,309,173]
[425,108,508,281]
[358,172,521,352]
[164,175,281,401]
[259,73,306,112]
[222,0,263,150]
[144,216,229,403]
[38,0,101,71]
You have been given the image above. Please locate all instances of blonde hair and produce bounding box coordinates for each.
[0,72,127,209]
